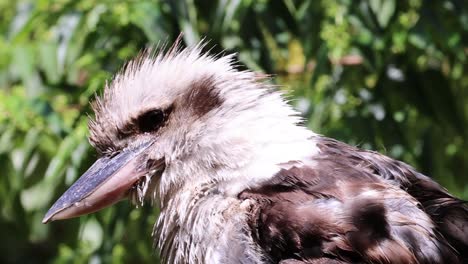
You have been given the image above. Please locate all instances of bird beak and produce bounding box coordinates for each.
[43,141,159,223]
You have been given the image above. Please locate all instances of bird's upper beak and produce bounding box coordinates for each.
[42,141,161,223]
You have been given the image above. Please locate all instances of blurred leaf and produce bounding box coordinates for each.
[81,217,103,252]
[369,0,396,28]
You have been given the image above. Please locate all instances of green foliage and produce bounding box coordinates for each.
[0,0,466,263]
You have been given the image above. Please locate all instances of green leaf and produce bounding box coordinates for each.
[369,0,395,28]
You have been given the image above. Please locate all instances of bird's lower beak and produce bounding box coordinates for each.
[42,141,161,223]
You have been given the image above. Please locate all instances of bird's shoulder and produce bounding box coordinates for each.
[238,136,466,263]
[315,137,468,259]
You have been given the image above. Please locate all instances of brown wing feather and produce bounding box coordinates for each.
[240,138,466,263]
[318,137,468,260]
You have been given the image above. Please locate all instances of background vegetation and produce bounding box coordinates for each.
[0,0,467,263]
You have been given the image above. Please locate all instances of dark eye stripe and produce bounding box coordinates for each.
[116,106,173,140]
[138,109,165,133]
[137,105,173,134]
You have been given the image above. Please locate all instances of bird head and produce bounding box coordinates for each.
[43,41,314,223]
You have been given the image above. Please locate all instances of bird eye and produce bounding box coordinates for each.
[137,109,165,133]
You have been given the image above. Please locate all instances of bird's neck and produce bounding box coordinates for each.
[154,182,266,263]
[153,126,318,263]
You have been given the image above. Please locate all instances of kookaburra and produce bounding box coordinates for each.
[44,41,468,263]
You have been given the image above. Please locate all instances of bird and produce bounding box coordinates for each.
[43,40,468,264]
